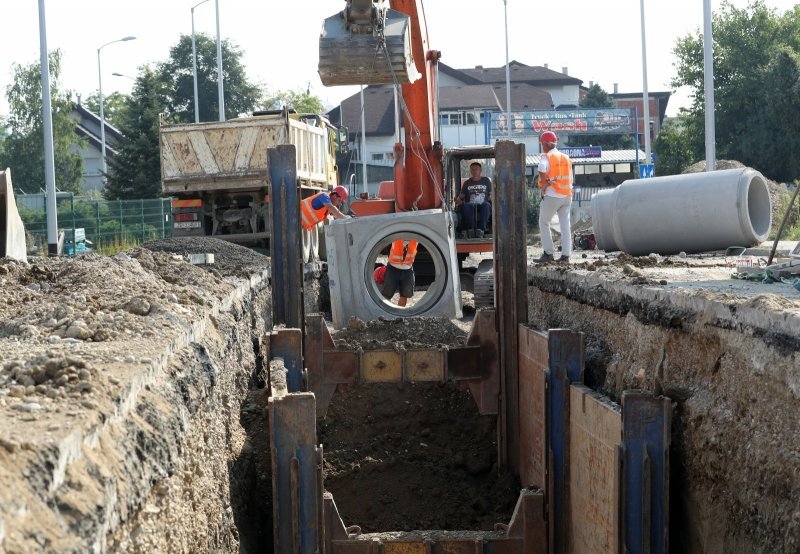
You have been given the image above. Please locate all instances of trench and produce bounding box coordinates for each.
[92,259,798,552]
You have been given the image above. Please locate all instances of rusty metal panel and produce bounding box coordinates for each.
[331,541,377,554]
[432,540,484,553]
[325,351,361,382]
[517,325,548,490]
[362,350,403,382]
[269,392,320,553]
[493,140,529,474]
[568,385,622,554]
[382,542,427,554]
[406,349,445,382]
[461,309,499,416]
[447,346,483,379]
[270,328,304,393]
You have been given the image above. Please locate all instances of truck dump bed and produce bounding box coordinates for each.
[159,113,332,195]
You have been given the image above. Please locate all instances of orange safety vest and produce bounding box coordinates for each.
[388,240,418,269]
[301,192,329,231]
[540,150,573,196]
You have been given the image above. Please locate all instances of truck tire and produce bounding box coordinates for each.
[302,227,313,263]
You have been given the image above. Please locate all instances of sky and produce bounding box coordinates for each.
[1,0,797,120]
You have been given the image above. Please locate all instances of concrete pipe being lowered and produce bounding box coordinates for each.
[591,167,772,256]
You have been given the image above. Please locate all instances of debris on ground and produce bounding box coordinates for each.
[332,316,467,350]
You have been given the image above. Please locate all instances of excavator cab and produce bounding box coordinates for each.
[319,0,421,86]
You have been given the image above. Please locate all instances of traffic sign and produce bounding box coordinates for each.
[639,164,655,178]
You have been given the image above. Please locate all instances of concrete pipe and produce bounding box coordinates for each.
[591,167,772,256]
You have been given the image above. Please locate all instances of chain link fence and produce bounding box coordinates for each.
[16,194,173,256]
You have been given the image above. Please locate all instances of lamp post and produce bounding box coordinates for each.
[97,36,136,182]
[192,0,211,123]
[503,0,511,140]
[702,0,716,171]
[111,72,134,81]
[214,0,225,121]
[38,0,58,256]
[638,0,651,166]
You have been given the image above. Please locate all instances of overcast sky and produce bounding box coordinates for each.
[1,0,796,119]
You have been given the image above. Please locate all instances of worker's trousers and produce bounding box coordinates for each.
[538,195,572,257]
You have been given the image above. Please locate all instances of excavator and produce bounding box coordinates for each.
[319,0,496,305]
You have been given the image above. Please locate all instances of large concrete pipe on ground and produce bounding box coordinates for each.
[591,167,772,256]
[1,169,27,262]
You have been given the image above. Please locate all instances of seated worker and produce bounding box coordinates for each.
[456,161,492,238]
[381,239,417,307]
[300,185,350,231]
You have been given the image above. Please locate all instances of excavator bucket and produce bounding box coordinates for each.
[319,6,421,87]
[0,168,28,262]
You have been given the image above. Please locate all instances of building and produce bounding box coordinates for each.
[326,61,669,188]
[70,99,124,195]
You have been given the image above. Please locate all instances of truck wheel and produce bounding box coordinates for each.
[302,227,312,263]
[309,224,320,261]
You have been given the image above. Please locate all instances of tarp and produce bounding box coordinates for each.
[1,168,28,262]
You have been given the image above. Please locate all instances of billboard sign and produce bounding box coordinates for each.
[491,108,633,138]
[560,146,602,158]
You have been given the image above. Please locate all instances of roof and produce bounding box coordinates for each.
[457,60,582,87]
[439,84,552,111]
[525,149,647,166]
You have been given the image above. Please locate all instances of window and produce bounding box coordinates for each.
[465,112,478,125]
[615,163,631,173]
[371,153,385,161]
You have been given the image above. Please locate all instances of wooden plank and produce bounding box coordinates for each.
[517,325,548,490]
[405,349,445,382]
[568,384,622,554]
[361,350,403,382]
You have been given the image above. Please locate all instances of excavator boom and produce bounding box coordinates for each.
[319,0,420,86]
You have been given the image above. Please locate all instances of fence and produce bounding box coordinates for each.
[17,194,173,255]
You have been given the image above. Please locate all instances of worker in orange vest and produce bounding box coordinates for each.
[300,185,350,231]
[536,131,573,263]
[382,239,418,307]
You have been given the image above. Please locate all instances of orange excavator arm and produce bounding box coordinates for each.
[319,0,443,211]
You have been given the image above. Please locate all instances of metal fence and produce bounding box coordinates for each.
[17,193,172,255]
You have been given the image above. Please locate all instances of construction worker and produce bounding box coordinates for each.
[301,185,350,231]
[456,161,492,239]
[536,131,573,263]
[382,239,418,307]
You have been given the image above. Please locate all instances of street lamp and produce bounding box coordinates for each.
[638,0,651,165]
[215,0,225,121]
[503,0,511,140]
[192,0,211,123]
[97,36,136,182]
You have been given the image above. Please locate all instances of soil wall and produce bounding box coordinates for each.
[527,269,800,553]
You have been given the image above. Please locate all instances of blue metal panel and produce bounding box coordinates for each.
[546,329,584,554]
[622,391,671,554]
[270,392,321,553]
[271,328,304,393]
[269,145,304,330]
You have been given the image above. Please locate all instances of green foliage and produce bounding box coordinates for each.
[0,49,84,194]
[157,34,263,123]
[526,186,541,232]
[265,89,325,114]
[83,91,131,130]
[653,116,696,176]
[671,2,800,182]
[571,83,635,150]
[104,67,166,200]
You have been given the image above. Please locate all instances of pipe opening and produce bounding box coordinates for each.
[747,174,772,240]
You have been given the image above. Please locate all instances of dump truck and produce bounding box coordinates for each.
[159,108,347,261]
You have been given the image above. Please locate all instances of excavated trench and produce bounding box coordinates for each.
[5,238,798,552]
[527,268,800,553]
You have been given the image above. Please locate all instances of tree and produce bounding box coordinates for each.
[672,1,800,182]
[265,89,325,114]
[103,67,166,200]
[571,83,635,150]
[653,116,696,176]
[83,91,131,130]
[157,33,263,123]
[0,49,84,194]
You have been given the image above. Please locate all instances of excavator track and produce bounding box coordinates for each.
[319,6,420,86]
[473,258,494,309]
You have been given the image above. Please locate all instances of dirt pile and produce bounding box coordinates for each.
[332,316,468,350]
[320,382,519,532]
